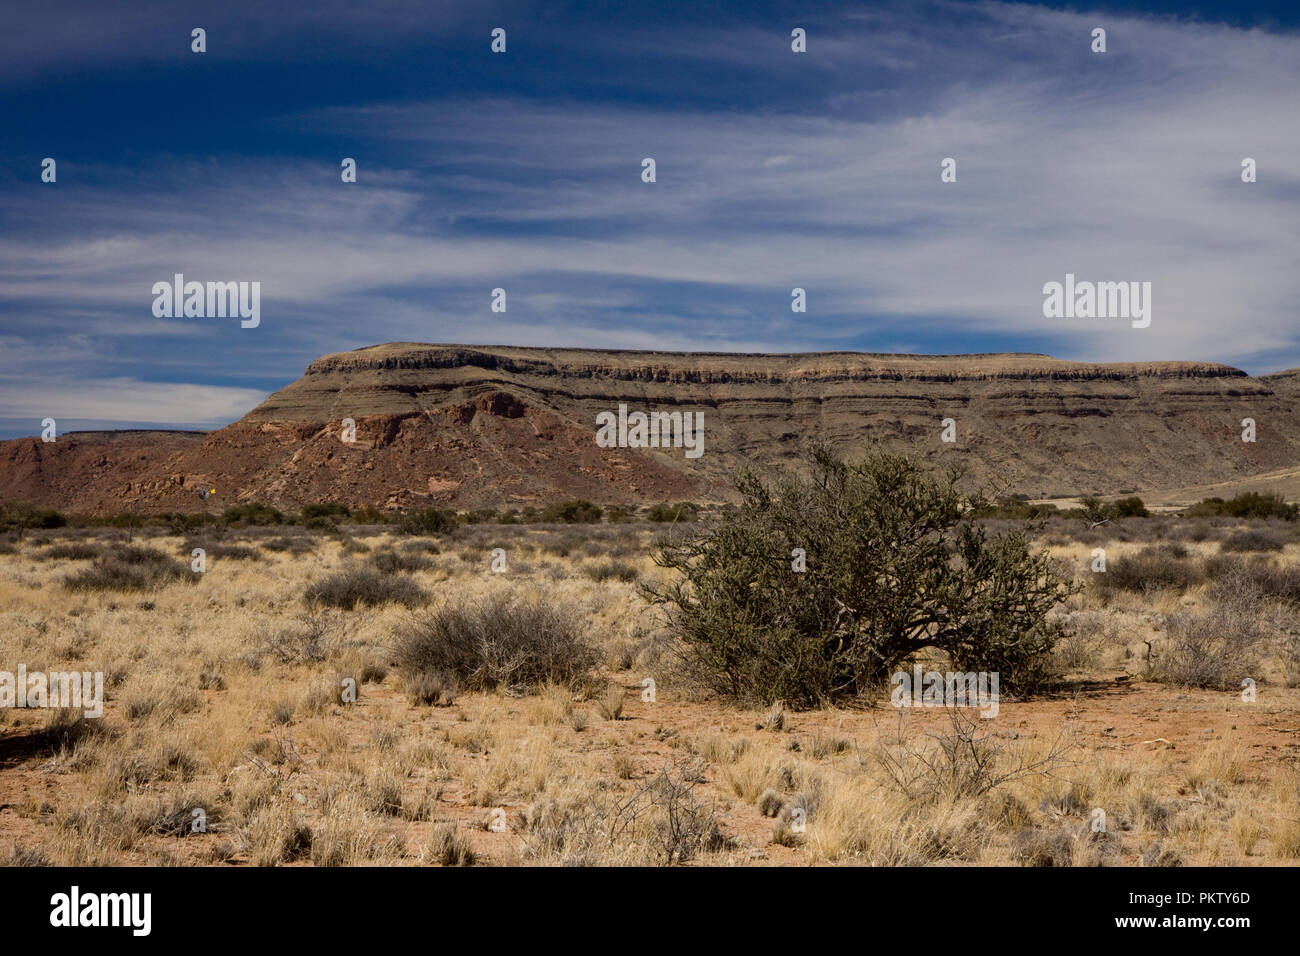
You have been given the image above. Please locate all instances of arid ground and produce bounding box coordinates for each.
[2,514,1299,867]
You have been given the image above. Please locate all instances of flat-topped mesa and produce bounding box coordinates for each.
[296,343,1247,387]
[1260,368,1300,388]
[245,344,1256,427]
[0,342,1293,514]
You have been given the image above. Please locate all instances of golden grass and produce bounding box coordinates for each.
[1,525,1298,866]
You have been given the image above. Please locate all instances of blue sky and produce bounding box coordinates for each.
[2,0,1299,437]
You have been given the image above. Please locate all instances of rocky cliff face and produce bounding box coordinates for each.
[2,344,1297,513]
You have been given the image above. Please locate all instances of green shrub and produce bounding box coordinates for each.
[1064,496,1147,522]
[299,503,350,524]
[647,502,701,523]
[89,513,151,529]
[222,502,284,526]
[0,501,67,534]
[350,506,389,525]
[970,496,1057,520]
[164,512,221,534]
[540,500,603,524]
[1110,496,1149,519]
[1186,493,1297,521]
[645,448,1076,706]
[399,507,458,535]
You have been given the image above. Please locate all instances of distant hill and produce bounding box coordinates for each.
[4,343,1300,513]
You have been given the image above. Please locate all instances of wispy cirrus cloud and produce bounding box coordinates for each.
[0,376,266,430]
[1,1,1298,437]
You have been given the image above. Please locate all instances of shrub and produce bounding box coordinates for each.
[351,506,389,525]
[399,507,458,535]
[1186,493,1297,521]
[221,502,283,526]
[406,670,459,707]
[639,766,728,864]
[1186,496,1230,516]
[260,617,336,664]
[0,501,67,534]
[36,542,102,561]
[1149,571,1265,689]
[299,503,350,523]
[597,687,625,720]
[970,496,1058,520]
[872,707,1073,802]
[395,598,597,693]
[540,500,603,524]
[584,560,638,583]
[368,549,433,574]
[426,825,476,866]
[95,512,151,529]
[24,708,104,754]
[163,512,221,535]
[1220,529,1287,553]
[304,567,429,610]
[1010,828,1077,867]
[65,545,198,592]
[1073,496,1111,527]
[401,539,441,555]
[5,844,52,867]
[184,541,261,561]
[1066,495,1147,523]
[1110,496,1150,519]
[1202,555,1300,604]
[1093,545,1203,595]
[260,535,315,555]
[647,502,701,523]
[646,448,1076,706]
[539,531,584,557]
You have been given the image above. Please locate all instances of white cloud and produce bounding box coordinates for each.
[0,377,266,425]
[2,0,1299,439]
